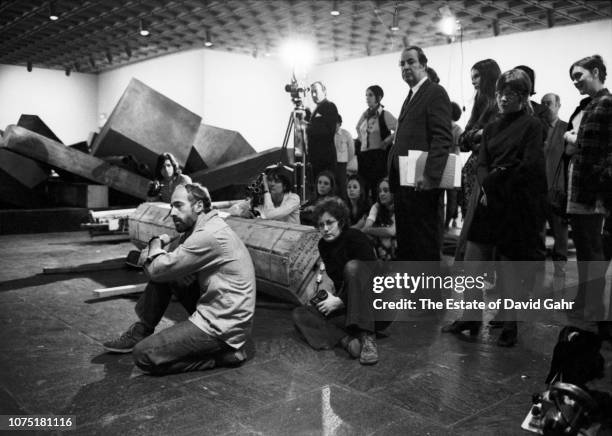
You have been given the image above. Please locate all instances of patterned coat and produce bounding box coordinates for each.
[568,88,612,207]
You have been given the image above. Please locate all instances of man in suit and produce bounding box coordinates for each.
[387,46,452,261]
[541,92,569,287]
[307,81,339,188]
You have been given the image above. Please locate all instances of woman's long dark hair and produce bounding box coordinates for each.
[154,152,182,181]
[374,177,393,227]
[346,174,370,225]
[315,170,337,199]
[467,59,501,130]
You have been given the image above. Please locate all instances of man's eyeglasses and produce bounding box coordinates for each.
[316,218,338,230]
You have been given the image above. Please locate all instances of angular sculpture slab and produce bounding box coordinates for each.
[1,125,150,200]
[186,123,256,172]
[191,147,283,193]
[92,78,201,176]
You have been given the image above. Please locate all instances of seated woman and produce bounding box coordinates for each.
[147,152,192,203]
[301,170,338,225]
[292,197,385,365]
[228,167,300,224]
[346,175,370,230]
[361,178,397,260]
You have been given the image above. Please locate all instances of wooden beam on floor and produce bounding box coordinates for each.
[92,283,147,298]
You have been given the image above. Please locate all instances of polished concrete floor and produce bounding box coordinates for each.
[0,231,610,435]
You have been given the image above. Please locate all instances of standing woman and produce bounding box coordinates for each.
[356,85,397,202]
[147,152,192,203]
[362,178,397,261]
[443,69,546,346]
[346,175,370,230]
[565,55,612,333]
[455,59,501,259]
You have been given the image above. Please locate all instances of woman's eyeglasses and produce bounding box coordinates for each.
[495,90,520,100]
[316,218,338,230]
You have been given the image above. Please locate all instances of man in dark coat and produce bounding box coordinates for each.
[387,46,452,261]
[307,81,339,187]
[541,93,569,286]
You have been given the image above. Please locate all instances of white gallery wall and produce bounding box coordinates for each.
[1,19,610,152]
[311,19,612,134]
[0,64,98,144]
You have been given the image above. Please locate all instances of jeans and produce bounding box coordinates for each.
[132,281,238,375]
[293,260,390,349]
[569,214,606,319]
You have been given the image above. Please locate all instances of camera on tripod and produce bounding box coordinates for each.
[284,79,309,106]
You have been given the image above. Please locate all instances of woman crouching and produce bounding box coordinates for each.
[292,197,388,365]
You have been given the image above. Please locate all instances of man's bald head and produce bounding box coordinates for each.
[541,93,561,122]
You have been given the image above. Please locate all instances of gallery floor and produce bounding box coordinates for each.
[1,230,610,435]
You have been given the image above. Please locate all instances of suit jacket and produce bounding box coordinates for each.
[387,79,452,190]
[307,99,339,166]
[543,118,569,191]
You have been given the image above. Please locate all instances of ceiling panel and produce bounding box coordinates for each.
[0,0,610,74]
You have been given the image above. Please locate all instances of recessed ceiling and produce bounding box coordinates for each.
[1,0,610,74]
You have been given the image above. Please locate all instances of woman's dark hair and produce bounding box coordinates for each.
[570,55,607,84]
[185,183,212,213]
[367,85,384,102]
[266,167,292,193]
[496,69,532,113]
[313,197,350,231]
[155,152,182,181]
[514,65,536,95]
[467,59,501,130]
[315,170,337,198]
[374,177,393,227]
[426,67,440,84]
[346,174,370,225]
[450,101,462,122]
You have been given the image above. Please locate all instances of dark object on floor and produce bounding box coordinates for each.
[522,382,600,435]
[545,326,604,387]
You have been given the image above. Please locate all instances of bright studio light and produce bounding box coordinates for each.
[439,16,459,36]
[280,39,316,72]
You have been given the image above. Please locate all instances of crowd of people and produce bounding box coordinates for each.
[104,47,611,374]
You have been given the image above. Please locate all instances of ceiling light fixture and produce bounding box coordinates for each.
[390,8,399,32]
[139,19,150,36]
[49,1,58,21]
[204,29,213,47]
[331,0,340,16]
[438,5,459,36]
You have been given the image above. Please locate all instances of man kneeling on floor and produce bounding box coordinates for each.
[103,183,256,375]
